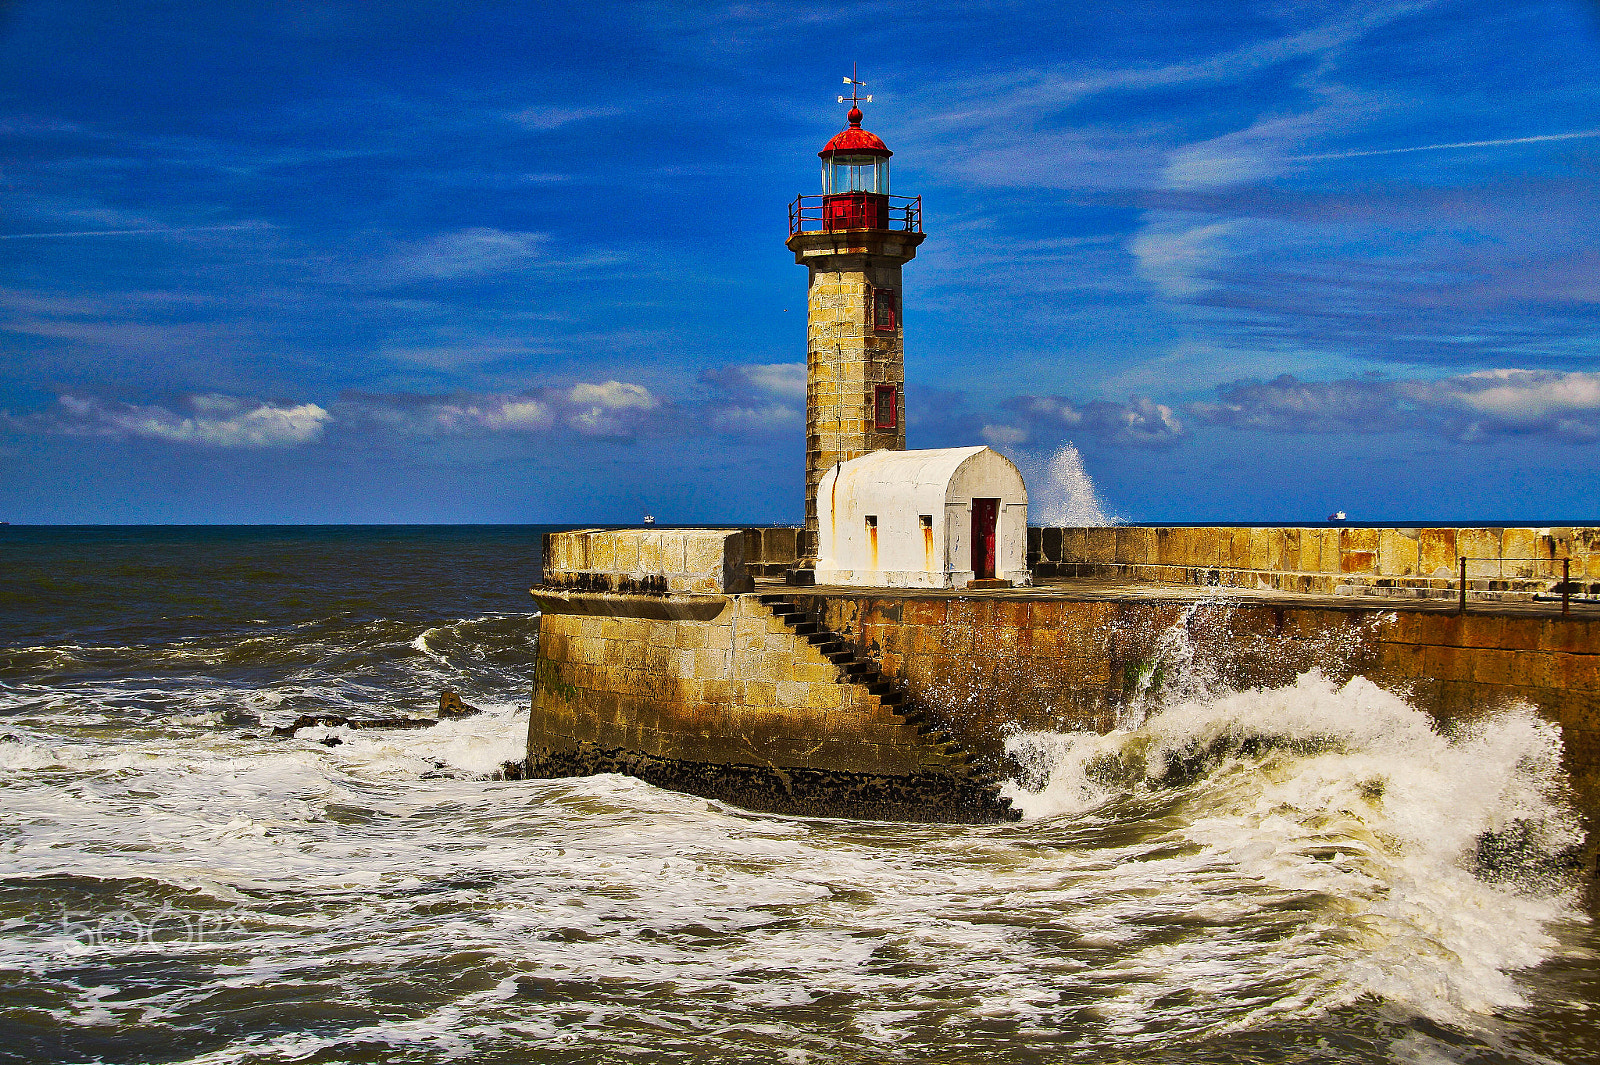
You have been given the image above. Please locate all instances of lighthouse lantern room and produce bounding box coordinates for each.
[819,106,891,230]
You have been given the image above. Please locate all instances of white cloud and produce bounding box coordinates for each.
[342,381,663,440]
[385,228,549,280]
[1162,110,1335,190]
[566,381,658,411]
[737,363,807,400]
[981,424,1028,446]
[708,402,803,432]
[1192,369,1600,443]
[1413,369,1600,422]
[53,394,329,447]
[996,394,1185,449]
[507,105,624,132]
[351,394,554,435]
[1129,220,1238,298]
[699,362,806,400]
[695,363,807,435]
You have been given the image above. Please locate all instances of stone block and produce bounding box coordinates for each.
[991,600,1029,628]
[658,531,687,575]
[1471,648,1516,686]
[1411,612,1461,647]
[684,531,727,574]
[1063,527,1088,563]
[1418,528,1457,577]
[1541,619,1600,655]
[637,533,661,573]
[794,662,836,684]
[1378,529,1419,577]
[1375,640,1426,685]
[615,534,640,571]
[1110,526,1141,565]
[1340,526,1378,553]
[947,598,990,628]
[1279,529,1301,572]
[1510,651,1558,689]
[1248,528,1273,571]
[1422,644,1470,684]
[1559,653,1600,692]
[806,683,843,709]
[1292,529,1318,574]
[1455,616,1505,650]
[1341,551,1376,575]
[1041,526,1063,563]
[1497,617,1543,653]
[1155,527,1181,566]
[775,681,810,707]
[1502,528,1537,575]
[1088,527,1113,569]
[1457,528,1499,569]
[695,649,731,679]
[912,624,951,654]
[761,652,794,681]
[1314,530,1339,573]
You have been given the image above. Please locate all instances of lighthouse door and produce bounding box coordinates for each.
[972,498,999,579]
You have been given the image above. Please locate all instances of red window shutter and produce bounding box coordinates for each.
[872,288,896,333]
[874,385,898,430]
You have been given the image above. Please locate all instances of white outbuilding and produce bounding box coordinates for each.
[815,446,1030,588]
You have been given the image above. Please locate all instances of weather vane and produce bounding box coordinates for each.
[837,63,872,109]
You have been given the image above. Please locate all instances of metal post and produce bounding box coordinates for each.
[1563,558,1571,617]
[1458,555,1467,615]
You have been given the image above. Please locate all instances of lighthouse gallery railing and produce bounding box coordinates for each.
[789,194,922,237]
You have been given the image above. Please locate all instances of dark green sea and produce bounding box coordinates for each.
[1,525,1596,1064]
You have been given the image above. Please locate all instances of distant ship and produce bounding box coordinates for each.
[642,514,656,525]
[1327,511,1347,521]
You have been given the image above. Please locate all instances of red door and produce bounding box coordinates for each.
[972,498,1000,579]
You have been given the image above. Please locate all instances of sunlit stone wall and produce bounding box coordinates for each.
[1030,526,1600,599]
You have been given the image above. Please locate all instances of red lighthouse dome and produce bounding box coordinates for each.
[819,107,892,159]
[818,104,892,229]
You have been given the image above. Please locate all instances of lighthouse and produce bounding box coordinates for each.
[787,82,925,563]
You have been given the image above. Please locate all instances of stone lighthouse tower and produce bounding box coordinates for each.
[787,87,925,562]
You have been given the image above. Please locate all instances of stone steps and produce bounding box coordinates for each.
[759,594,1015,820]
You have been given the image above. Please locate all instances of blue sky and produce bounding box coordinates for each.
[4,0,1600,524]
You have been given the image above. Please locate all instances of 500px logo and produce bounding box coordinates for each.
[56,902,249,951]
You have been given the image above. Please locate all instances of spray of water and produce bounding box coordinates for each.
[1014,443,1118,526]
[1001,609,1585,1032]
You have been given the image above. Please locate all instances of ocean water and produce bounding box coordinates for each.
[1,525,1596,1065]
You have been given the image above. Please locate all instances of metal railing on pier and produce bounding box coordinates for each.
[1455,556,1596,616]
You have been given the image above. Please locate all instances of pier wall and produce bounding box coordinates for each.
[527,532,1003,819]
[528,530,1600,819]
[1030,525,1600,599]
[787,592,1600,810]
[541,528,753,594]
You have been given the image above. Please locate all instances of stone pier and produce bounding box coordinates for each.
[522,528,1600,825]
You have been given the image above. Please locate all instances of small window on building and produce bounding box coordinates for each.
[872,287,897,333]
[919,514,932,529]
[873,384,898,431]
